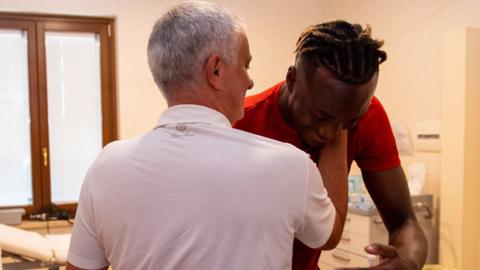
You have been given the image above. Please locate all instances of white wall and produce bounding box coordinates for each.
[323,0,480,201]
[0,0,327,139]
[322,0,480,125]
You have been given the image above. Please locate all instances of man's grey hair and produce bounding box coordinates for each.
[147,1,246,97]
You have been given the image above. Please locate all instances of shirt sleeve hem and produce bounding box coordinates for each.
[67,252,109,270]
[356,156,401,172]
[298,202,336,249]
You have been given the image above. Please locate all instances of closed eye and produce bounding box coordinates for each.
[312,108,334,122]
[314,116,329,122]
[312,112,331,122]
[342,120,359,129]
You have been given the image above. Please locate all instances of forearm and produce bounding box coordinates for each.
[389,218,428,269]
[317,131,348,233]
[363,166,428,269]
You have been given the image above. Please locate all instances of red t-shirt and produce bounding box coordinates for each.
[234,81,400,270]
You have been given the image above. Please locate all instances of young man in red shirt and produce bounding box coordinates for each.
[235,21,427,270]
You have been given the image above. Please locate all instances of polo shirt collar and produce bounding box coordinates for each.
[157,104,231,128]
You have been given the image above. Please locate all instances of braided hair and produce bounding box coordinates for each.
[295,20,386,85]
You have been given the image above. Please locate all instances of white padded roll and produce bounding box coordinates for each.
[0,223,53,262]
[44,234,71,263]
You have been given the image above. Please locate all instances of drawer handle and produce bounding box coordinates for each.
[332,252,351,262]
[413,202,433,219]
[340,236,351,242]
[374,218,383,225]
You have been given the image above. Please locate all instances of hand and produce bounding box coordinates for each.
[334,243,420,270]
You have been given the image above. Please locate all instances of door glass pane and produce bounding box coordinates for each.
[0,29,33,207]
[45,32,103,203]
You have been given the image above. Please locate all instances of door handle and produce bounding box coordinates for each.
[42,147,48,167]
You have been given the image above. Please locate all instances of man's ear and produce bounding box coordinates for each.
[286,66,296,94]
[205,53,224,90]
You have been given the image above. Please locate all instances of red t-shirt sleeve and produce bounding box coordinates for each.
[352,97,401,172]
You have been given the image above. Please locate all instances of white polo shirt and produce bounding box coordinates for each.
[68,105,335,270]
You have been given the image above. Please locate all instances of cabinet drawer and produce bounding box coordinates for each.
[317,261,334,270]
[344,213,370,235]
[320,249,370,268]
[338,231,370,256]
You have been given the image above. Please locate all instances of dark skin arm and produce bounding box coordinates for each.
[317,130,348,250]
[338,166,428,270]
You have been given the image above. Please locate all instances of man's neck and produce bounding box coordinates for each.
[167,87,212,107]
[167,92,234,124]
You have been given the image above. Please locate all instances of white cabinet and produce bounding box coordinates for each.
[318,212,388,269]
[318,194,436,269]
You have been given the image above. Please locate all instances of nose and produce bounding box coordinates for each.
[317,123,341,142]
[247,78,254,90]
